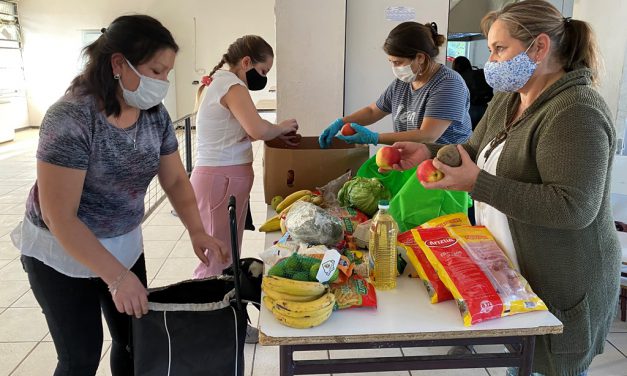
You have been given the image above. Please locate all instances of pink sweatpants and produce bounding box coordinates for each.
[190,164,254,279]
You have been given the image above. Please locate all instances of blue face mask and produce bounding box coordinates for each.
[484,41,537,92]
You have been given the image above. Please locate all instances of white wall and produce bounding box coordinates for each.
[574,0,627,131]
[275,0,346,136]
[18,0,276,126]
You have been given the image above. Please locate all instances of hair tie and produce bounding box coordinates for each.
[100,27,107,34]
[563,17,572,24]
[201,75,213,86]
[430,22,438,38]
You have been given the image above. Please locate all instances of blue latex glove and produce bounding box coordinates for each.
[318,118,344,149]
[336,123,379,145]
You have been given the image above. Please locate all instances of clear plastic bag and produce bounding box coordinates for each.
[317,170,352,208]
[285,201,344,246]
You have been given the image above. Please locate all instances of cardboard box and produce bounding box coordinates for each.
[263,137,369,204]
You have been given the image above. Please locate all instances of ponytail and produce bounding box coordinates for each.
[194,57,226,112]
[559,19,600,84]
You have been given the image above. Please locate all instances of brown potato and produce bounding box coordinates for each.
[436,144,461,167]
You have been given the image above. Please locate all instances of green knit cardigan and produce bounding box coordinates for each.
[428,68,621,376]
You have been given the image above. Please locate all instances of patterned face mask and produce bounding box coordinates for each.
[483,39,537,92]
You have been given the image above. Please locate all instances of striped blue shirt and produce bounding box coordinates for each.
[376,65,472,144]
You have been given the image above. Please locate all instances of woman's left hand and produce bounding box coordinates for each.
[190,231,228,267]
[336,123,379,145]
[421,145,480,192]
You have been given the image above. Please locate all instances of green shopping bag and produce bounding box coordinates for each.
[357,156,472,232]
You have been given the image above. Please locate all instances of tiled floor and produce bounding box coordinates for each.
[1,128,626,375]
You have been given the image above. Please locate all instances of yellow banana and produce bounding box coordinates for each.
[275,190,312,213]
[278,194,312,216]
[272,293,335,317]
[262,275,326,297]
[262,286,324,302]
[262,295,276,311]
[259,214,281,232]
[272,306,333,329]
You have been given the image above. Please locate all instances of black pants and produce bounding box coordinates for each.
[21,254,147,376]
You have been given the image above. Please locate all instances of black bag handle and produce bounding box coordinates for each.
[228,195,244,311]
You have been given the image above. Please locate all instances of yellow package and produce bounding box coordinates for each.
[414,226,546,326]
[420,213,471,228]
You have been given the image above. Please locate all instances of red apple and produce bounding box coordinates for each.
[376,146,401,170]
[417,159,444,183]
[340,123,356,136]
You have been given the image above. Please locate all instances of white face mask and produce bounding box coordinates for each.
[392,62,418,83]
[119,58,170,110]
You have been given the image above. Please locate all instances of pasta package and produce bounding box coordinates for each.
[398,230,453,303]
[420,213,471,228]
[330,275,377,310]
[413,226,546,326]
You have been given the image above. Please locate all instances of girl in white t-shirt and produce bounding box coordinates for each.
[191,35,299,280]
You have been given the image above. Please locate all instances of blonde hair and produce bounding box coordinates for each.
[195,35,273,111]
[481,0,601,84]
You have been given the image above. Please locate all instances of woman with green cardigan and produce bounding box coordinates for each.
[389,1,621,375]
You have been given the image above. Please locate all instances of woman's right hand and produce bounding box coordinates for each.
[383,142,431,172]
[111,271,149,319]
[318,118,344,149]
[278,119,299,135]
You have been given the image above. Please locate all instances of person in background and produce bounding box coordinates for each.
[319,21,472,148]
[452,55,494,129]
[191,35,300,343]
[388,1,620,375]
[10,15,227,376]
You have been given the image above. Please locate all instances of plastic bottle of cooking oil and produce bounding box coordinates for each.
[368,200,399,290]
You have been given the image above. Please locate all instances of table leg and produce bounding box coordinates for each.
[280,345,295,376]
[518,336,536,376]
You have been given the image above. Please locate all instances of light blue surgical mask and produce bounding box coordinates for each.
[484,40,537,92]
[119,58,170,110]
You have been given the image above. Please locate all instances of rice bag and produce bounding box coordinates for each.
[398,230,453,303]
[330,275,377,310]
[413,226,547,326]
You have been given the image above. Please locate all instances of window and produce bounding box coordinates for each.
[446,41,468,61]
[0,0,20,49]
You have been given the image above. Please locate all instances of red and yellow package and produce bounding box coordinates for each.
[398,230,453,303]
[420,213,471,228]
[413,226,546,326]
[330,275,377,310]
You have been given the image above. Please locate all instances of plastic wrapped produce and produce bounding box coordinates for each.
[285,201,344,246]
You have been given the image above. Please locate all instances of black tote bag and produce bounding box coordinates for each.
[132,196,248,376]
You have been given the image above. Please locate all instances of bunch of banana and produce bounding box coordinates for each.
[260,190,325,232]
[262,276,335,329]
[275,190,313,213]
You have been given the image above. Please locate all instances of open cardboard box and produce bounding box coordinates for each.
[263,137,369,204]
